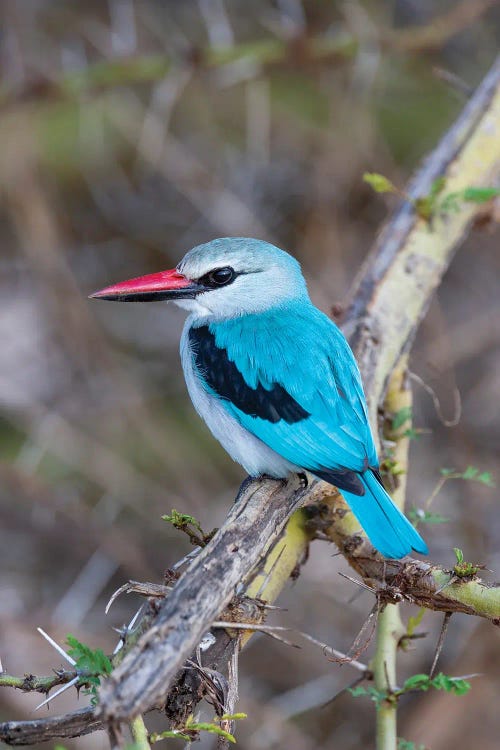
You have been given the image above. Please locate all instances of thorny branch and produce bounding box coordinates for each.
[0,671,77,694]
[1,53,499,749]
[96,51,500,724]
[0,708,101,746]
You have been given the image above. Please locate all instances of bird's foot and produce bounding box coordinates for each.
[297,472,309,489]
[234,475,256,503]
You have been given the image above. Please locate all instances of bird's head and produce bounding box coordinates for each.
[90,238,309,320]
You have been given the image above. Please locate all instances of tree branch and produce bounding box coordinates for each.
[1,53,499,747]
[98,476,309,721]
[343,52,500,428]
[0,671,76,694]
[95,53,500,725]
[373,358,411,750]
[90,53,500,721]
[0,708,101,746]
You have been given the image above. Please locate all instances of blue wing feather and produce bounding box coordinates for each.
[208,302,378,473]
[343,472,428,557]
[189,302,428,558]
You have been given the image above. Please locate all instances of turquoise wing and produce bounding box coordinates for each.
[190,303,379,475]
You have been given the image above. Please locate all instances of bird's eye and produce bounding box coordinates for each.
[201,267,235,287]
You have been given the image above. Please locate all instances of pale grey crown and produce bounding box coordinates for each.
[175,237,309,320]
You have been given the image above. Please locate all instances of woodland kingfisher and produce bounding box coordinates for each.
[91,237,428,559]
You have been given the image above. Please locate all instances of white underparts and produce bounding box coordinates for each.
[180,321,300,478]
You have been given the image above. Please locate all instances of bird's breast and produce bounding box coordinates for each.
[180,321,300,478]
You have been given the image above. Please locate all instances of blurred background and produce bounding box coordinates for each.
[0,1,499,749]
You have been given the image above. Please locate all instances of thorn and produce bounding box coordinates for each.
[259,603,287,611]
[253,545,287,598]
[433,67,473,98]
[297,631,369,673]
[127,604,145,631]
[211,621,299,648]
[34,676,79,711]
[105,584,130,614]
[434,577,455,595]
[105,581,171,613]
[37,628,76,666]
[322,674,366,708]
[171,546,202,572]
[429,612,452,678]
[112,604,146,655]
[338,572,376,594]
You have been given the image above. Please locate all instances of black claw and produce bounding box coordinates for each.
[297,472,308,488]
[234,475,256,503]
[260,472,286,483]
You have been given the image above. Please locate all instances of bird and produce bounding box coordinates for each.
[90,237,428,559]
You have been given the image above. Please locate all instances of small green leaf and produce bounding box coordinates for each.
[398,739,427,750]
[403,428,421,440]
[452,546,482,577]
[462,187,500,203]
[392,406,412,431]
[406,608,426,637]
[399,671,471,698]
[349,685,371,697]
[454,560,481,578]
[348,685,386,706]
[381,458,406,476]
[363,172,397,194]
[429,176,446,199]
[220,713,247,721]
[187,722,236,743]
[66,635,112,705]
[476,471,495,487]
[414,196,434,221]
[66,635,112,677]
[150,730,191,743]
[439,186,499,216]
[439,192,462,214]
[439,465,495,486]
[462,466,479,480]
[430,673,471,696]
[413,178,447,221]
[162,509,202,531]
[402,674,431,692]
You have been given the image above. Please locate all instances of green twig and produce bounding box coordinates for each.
[0,670,77,693]
[130,715,151,750]
[374,358,411,750]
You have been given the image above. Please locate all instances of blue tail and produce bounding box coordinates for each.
[340,470,428,559]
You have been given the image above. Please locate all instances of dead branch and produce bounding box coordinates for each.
[98,475,308,720]
[0,708,100,746]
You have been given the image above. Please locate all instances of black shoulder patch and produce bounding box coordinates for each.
[189,325,309,424]
[313,468,365,496]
